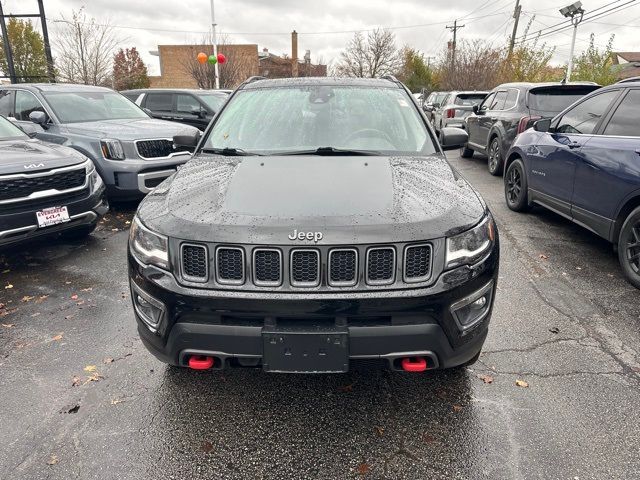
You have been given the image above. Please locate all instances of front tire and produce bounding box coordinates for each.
[487,137,504,176]
[504,159,531,212]
[617,206,640,289]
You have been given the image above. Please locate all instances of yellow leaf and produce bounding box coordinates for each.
[83,365,97,373]
[477,374,494,384]
[1,323,15,328]
[52,334,63,341]
[4,284,13,289]
[21,295,34,302]
[47,454,58,465]
[515,379,529,388]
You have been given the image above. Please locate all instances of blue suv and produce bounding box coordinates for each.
[503,81,640,288]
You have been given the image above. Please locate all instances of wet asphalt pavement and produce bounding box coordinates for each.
[1,151,639,480]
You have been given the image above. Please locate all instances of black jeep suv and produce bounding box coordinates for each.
[128,77,499,373]
[0,115,108,247]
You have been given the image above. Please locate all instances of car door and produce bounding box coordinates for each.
[476,91,506,152]
[571,88,640,239]
[174,93,208,129]
[467,92,495,147]
[14,90,66,144]
[433,93,450,129]
[143,92,173,121]
[528,89,621,218]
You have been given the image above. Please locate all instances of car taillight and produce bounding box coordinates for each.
[446,108,455,118]
[517,116,542,134]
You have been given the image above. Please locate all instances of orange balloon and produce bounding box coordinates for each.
[197,52,208,64]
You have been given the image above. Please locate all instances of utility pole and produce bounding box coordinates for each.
[0,1,17,84]
[37,0,55,82]
[446,20,464,72]
[210,0,220,89]
[508,0,522,57]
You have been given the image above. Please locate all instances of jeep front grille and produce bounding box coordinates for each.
[290,249,320,287]
[0,167,86,202]
[328,249,358,286]
[181,244,208,282]
[404,244,432,282]
[366,247,395,285]
[253,249,282,286]
[216,247,245,284]
[136,139,174,159]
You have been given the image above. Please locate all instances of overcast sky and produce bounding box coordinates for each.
[3,0,640,75]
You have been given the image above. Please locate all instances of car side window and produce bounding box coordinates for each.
[0,90,13,117]
[15,90,45,121]
[176,94,202,114]
[602,89,640,137]
[555,90,620,135]
[479,92,496,111]
[489,91,507,111]
[146,93,172,112]
[504,89,518,110]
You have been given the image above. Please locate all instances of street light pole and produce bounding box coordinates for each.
[560,1,585,83]
[210,0,220,89]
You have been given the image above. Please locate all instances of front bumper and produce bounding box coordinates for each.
[128,243,499,371]
[0,184,108,247]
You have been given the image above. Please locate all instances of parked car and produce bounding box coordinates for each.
[0,84,199,200]
[503,81,640,288]
[463,82,601,175]
[0,115,108,247]
[432,91,488,133]
[128,76,499,374]
[121,88,229,131]
[422,91,448,123]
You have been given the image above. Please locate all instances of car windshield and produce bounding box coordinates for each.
[454,94,486,106]
[204,85,435,155]
[0,116,27,140]
[528,86,601,114]
[42,91,149,123]
[199,94,226,112]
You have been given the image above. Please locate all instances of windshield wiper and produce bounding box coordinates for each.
[275,147,382,156]
[201,147,261,156]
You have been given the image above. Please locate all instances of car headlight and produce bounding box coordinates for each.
[100,139,125,160]
[87,162,103,190]
[445,214,495,269]
[129,217,169,269]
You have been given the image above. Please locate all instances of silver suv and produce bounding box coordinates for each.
[0,84,199,200]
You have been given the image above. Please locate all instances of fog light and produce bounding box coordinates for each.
[131,283,166,333]
[450,281,494,333]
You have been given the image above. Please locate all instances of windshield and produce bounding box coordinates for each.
[199,94,226,112]
[42,91,149,123]
[454,94,487,106]
[528,86,601,114]
[0,116,26,140]
[204,85,435,156]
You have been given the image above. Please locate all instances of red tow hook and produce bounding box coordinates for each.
[188,355,215,370]
[401,357,427,372]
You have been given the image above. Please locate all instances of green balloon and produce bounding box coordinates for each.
[207,55,217,65]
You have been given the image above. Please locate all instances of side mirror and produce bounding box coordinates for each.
[533,118,552,133]
[472,104,479,114]
[173,131,201,151]
[29,111,49,129]
[440,127,469,150]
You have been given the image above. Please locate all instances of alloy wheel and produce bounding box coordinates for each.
[626,223,640,274]
[506,166,521,204]
[488,140,499,172]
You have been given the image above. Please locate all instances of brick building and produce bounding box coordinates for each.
[258,31,327,78]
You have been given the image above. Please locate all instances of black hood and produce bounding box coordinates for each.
[137,154,486,244]
[0,139,88,175]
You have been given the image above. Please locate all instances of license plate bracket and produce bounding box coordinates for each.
[262,328,349,373]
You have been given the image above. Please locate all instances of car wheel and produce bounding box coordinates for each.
[460,145,474,158]
[617,206,640,289]
[504,159,531,212]
[487,137,504,176]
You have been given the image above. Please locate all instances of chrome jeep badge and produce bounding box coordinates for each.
[288,229,323,243]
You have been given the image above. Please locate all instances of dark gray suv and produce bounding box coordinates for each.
[0,84,200,199]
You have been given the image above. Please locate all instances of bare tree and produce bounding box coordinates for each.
[180,34,254,89]
[333,29,403,78]
[54,8,122,86]
[435,40,504,90]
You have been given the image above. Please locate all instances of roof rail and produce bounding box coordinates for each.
[381,75,399,83]
[245,76,266,84]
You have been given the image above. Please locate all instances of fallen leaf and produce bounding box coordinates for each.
[374,426,384,437]
[575,266,582,270]
[515,379,529,388]
[549,327,560,334]
[1,323,15,328]
[52,334,63,341]
[70,294,78,300]
[64,315,75,320]
[4,283,13,289]
[71,376,81,387]
[1,269,9,273]
[452,404,463,412]
[80,287,93,292]
[110,398,124,405]
[356,463,370,476]
[539,254,549,260]
[85,372,104,384]
[21,295,34,302]
[36,295,48,303]
[83,365,97,373]
[47,454,58,465]
[477,374,494,384]
[31,312,40,317]
[340,383,354,393]
[103,357,114,364]
[201,440,214,454]
[125,220,131,225]
[65,281,71,285]
[0,302,4,309]
[76,300,85,306]
[61,404,80,414]
[0,307,17,317]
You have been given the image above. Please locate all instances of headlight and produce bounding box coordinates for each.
[445,214,495,268]
[87,162,103,190]
[129,217,169,269]
[100,139,125,160]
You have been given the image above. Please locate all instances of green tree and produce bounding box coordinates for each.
[396,47,435,92]
[500,18,556,83]
[0,18,48,82]
[112,47,150,91]
[571,33,617,85]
